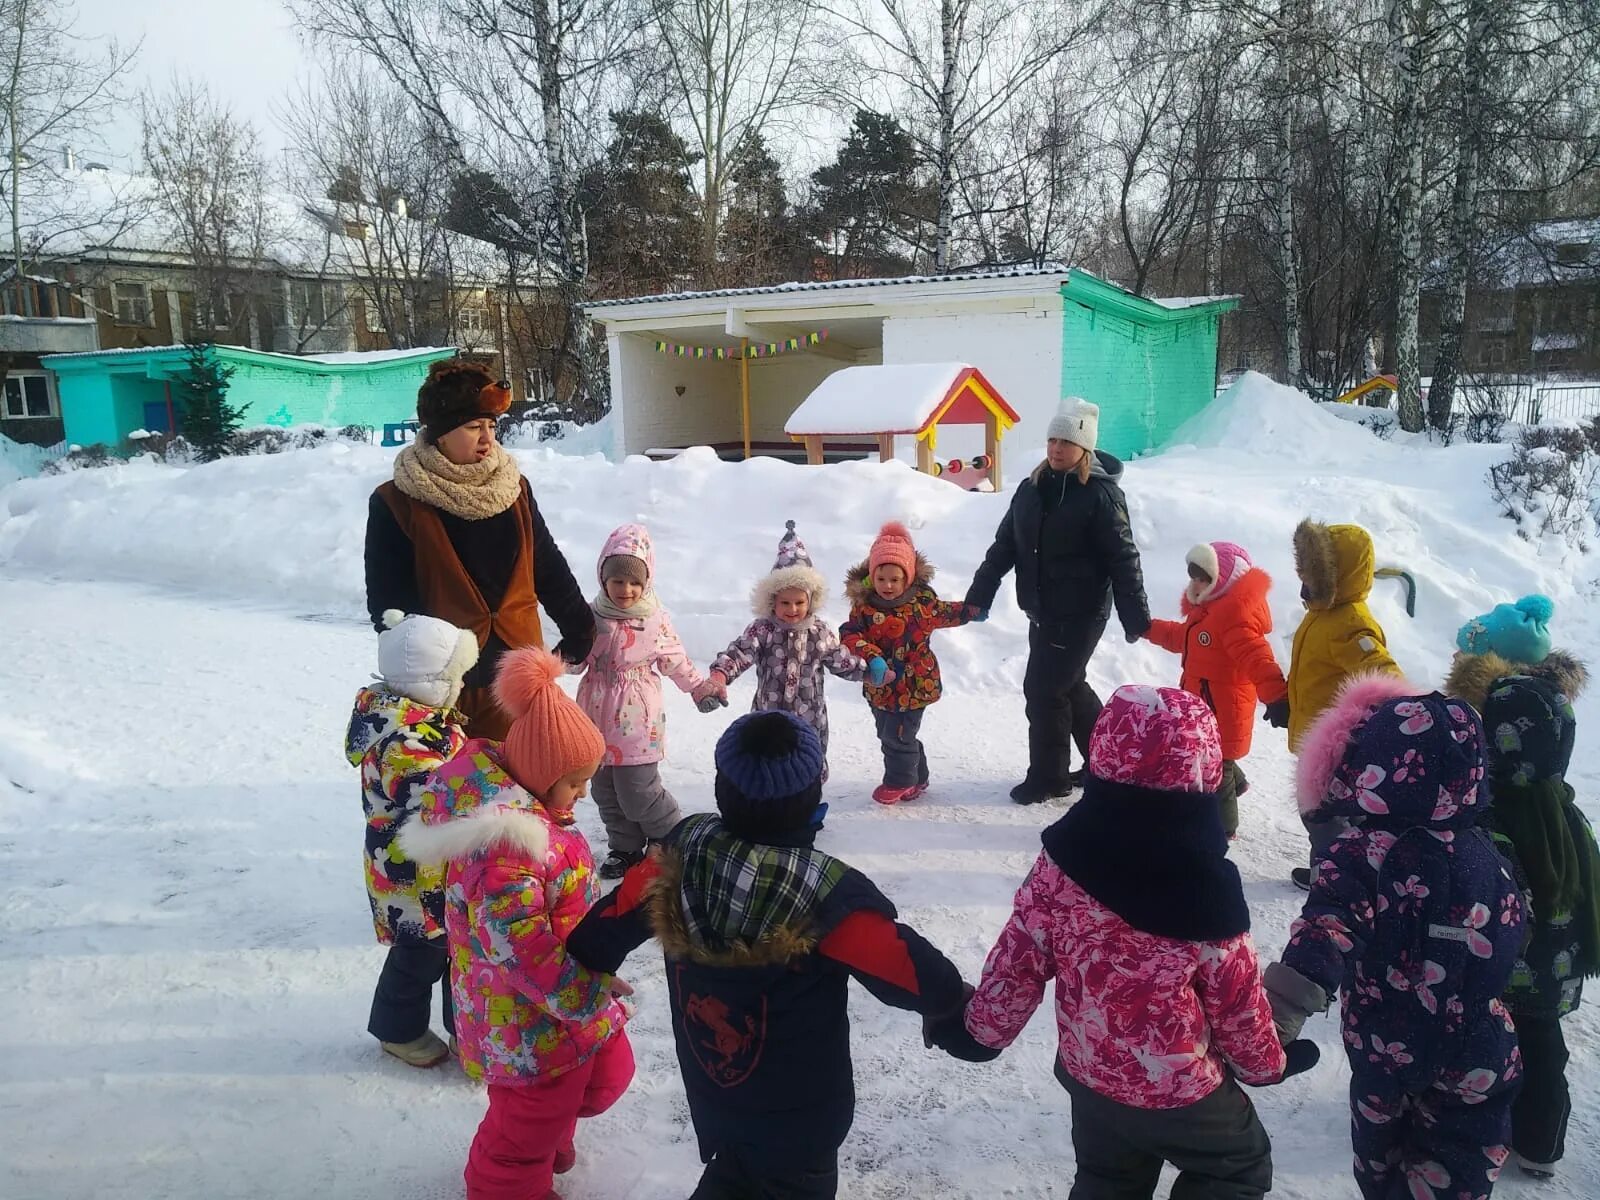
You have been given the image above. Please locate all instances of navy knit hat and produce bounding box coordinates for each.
[714,711,825,838]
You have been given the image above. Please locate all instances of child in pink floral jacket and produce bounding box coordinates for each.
[573,522,707,879]
[954,685,1314,1199]
[402,647,633,1200]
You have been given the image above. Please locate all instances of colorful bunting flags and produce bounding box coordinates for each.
[652,329,829,359]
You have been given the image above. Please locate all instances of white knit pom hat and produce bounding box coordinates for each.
[1047,397,1099,453]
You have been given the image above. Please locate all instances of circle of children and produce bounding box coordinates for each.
[342,410,1598,1200]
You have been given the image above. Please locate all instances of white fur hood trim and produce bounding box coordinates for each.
[751,563,827,617]
[398,802,552,866]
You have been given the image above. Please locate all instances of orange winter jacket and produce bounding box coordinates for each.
[1146,568,1287,761]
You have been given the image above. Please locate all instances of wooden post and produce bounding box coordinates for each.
[739,338,751,460]
[986,417,1003,490]
[804,434,824,465]
[915,433,934,475]
[878,432,894,462]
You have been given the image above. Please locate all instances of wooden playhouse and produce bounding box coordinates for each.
[783,363,1020,489]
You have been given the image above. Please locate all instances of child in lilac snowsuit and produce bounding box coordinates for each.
[1265,675,1524,1200]
[696,520,865,782]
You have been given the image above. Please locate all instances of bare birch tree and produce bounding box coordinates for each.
[0,0,141,309]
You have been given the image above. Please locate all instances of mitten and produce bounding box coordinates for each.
[1263,698,1290,729]
[967,605,989,623]
[867,657,889,687]
[1280,1039,1320,1079]
[1263,961,1329,1045]
[692,674,729,713]
[1123,619,1150,644]
[553,635,592,666]
[921,984,1001,1063]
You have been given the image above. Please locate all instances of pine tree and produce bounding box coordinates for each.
[804,110,935,278]
[579,110,702,295]
[177,342,243,461]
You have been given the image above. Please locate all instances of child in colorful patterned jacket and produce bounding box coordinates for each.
[934,685,1312,1199]
[1264,677,1525,1200]
[400,647,634,1200]
[571,522,708,880]
[839,521,984,805]
[344,609,478,1069]
[694,520,866,825]
[1144,541,1289,838]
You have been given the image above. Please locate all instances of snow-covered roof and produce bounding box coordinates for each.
[1468,217,1600,289]
[1154,294,1241,310]
[784,363,1016,436]
[1532,332,1583,352]
[586,263,1075,310]
[43,342,457,371]
[300,347,457,365]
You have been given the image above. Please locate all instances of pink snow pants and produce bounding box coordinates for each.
[464,1031,635,1200]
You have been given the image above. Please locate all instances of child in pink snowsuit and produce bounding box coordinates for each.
[953,685,1315,1198]
[572,522,706,879]
[401,648,634,1200]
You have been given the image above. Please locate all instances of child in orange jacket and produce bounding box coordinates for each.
[1144,542,1287,837]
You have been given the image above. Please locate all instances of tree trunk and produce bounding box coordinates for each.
[935,0,957,273]
[530,0,604,417]
[1275,20,1301,388]
[1425,0,1490,431]
[8,1,27,315]
[1391,2,1428,433]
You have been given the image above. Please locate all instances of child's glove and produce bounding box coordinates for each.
[867,657,890,687]
[1263,961,1329,1045]
[1263,698,1290,729]
[692,673,729,713]
[1279,1039,1320,1080]
[1123,619,1151,644]
[921,983,1001,1063]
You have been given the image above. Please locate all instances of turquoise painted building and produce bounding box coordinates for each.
[41,344,457,450]
[1060,271,1237,458]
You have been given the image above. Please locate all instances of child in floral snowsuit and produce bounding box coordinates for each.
[1265,676,1525,1200]
[697,520,865,784]
[840,522,981,805]
[401,647,633,1200]
[344,610,478,1068]
[572,522,706,879]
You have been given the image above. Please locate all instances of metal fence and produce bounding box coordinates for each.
[1524,384,1600,425]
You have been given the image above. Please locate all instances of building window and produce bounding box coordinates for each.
[2,372,56,419]
[287,280,332,329]
[458,306,488,339]
[114,281,152,326]
[365,295,386,333]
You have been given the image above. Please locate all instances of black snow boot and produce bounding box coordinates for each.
[599,849,645,880]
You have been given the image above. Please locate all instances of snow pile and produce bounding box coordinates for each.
[785,362,979,434]
[501,410,619,459]
[1169,371,1400,462]
[1318,400,1400,433]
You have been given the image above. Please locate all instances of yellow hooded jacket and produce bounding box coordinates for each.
[1286,520,1400,749]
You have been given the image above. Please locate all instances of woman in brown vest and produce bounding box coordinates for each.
[364,359,595,740]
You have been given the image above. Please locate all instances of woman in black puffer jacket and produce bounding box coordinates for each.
[965,400,1150,804]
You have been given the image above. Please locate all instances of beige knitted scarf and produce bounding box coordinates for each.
[392,440,523,520]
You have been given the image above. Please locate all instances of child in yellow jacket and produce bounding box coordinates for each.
[1286,519,1400,889]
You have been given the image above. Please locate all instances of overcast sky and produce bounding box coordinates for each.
[71,0,306,165]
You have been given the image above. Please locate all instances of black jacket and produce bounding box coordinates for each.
[566,817,987,1166]
[965,451,1149,638]
[363,482,594,688]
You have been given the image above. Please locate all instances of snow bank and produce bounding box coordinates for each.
[2,375,1592,710]
[0,434,52,486]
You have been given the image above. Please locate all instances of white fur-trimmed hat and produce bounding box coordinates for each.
[751,519,826,618]
[377,610,479,710]
[1047,397,1099,452]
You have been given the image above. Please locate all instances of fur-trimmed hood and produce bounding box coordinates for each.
[843,549,936,606]
[1294,519,1374,610]
[647,846,822,968]
[397,738,553,866]
[1295,672,1423,815]
[1444,647,1589,714]
[751,563,827,619]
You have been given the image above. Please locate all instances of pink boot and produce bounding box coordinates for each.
[872,784,917,805]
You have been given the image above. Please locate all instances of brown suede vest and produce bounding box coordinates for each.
[376,480,544,654]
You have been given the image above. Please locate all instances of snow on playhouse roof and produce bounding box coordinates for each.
[785,363,1019,437]
[586,263,1075,311]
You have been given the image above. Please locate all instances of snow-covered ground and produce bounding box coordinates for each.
[3,373,1599,1198]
